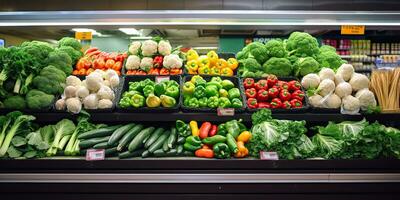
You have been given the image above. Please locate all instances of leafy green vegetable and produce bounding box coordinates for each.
[46,119,76,156]
[3,95,26,110]
[312,134,343,159]
[65,111,97,156]
[32,65,66,95]
[45,49,73,75]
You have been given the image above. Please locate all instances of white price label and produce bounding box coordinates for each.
[260,151,279,160]
[217,108,235,116]
[86,149,105,161]
[155,76,170,84]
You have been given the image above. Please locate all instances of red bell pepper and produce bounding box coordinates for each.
[258,102,270,108]
[255,79,268,90]
[291,90,305,101]
[199,122,212,139]
[267,76,278,88]
[243,78,255,89]
[279,89,291,101]
[270,98,282,109]
[268,87,279,99]
[84,47,99,55]
[257,89,269,101]
[247,98,258,109]
[288,80,301,92]
[209,125,218,137]
[245,88,257,98]
[153,56,164,68]
[290,99,303,108]
[281,101,291,109]
[278,81,289,91]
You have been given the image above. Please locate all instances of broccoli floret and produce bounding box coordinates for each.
[46,49,73,75]
[58,37,82,51]
[32,65,66,95]
[286,32,320,58]
[58,46,83,64]
[3,95,26,110]
[236,50,249,61]
[265,39,288,58]
[294,57,320,77]
[247,42,269,64]
[316,50,345,70]
[243,57,262,72]
[288,55,299,65]
[320,45,337,53]
[263,57,292,77]
[26,89,55,109]
[21,41,54,58]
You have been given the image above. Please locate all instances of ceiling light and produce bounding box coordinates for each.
[71,28,102,36]
[119,28,140,35]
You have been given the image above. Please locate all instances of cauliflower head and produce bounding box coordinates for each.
[317,79,335,97]
[335,82,352,98]
[141,40,158,56]
[163,54,183,69]
[125,55,141,70]
[355,88,377,110]
[324,93,341,109]
[98,99,113,109]
[66,97,82,114]
[140,57,154,72]
[128,41,142,55]
[301,73,320,89]
[158,40,172,56]
[66,75,82,87]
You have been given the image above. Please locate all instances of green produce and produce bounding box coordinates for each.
[79,136,110,149]
[194,78,206,87]
[225,119,242,138]
[316,49,345,70]
[118,97,131,108]
[65,112,98,155]
[207,96,219,108]
[143,85,155,97]
[58,37,82,51]
[202,135,227,145]
[263,57,292,77]
[177,136,186,144]
[231,98,243,108]
[58,46,83,64]
[286,32,319,57]
[164,85,179,99]
[228,88,240,100]
[198,97,208,107]
[160,95,176,107]
[129,82,142,92]
[32,65,67,95]
[93,142,108,149]
[183,136,202,151]
[176,120,191,137]
[218,97,231,108]
[217,123,227,136]
[46,119,76,156]
[25,89,54,109]
[213,143,231,159]
[221,80,234,90]
[148,132,169,153]
[46,49,73,75]
[187,97,199,108]
[211,77,222,83]
[248,42,269,64]
[131,94,145,108]
[264,39,287,58]
[206,81,222,90]
[146,94,161,108]
[319,45,337,53]
[144,127,165,149]
[243,57,262,72]
[128,127,155,152]
[78,125,121,140]
[165,80,179,88]
[108,123,136,146]
[183,82,195,96]
[167,127,177,149]
[119,149,145,159]
[3,95,27,110]
[117,124,144,151]
[205,85,219,97]
[154,82,166,96]
[226,133,239,153]
[294,57,320,77]
[219,89,228,98]
[105,147,118,156]
[140,78,155,89]
[141,150,151,158]
[194,85,206,99]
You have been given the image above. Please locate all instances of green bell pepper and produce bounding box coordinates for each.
[160,95,176,107]
[202,135,226,145]
[231,98,243,108]
[119,96,131,108]
[194,85,206,99]
[140,78,155,89]
[183,82,195,96]
[211,77,222,83]
[207,96,219,108]
[206,81,222,90]
[213,143,231,159]
[194,78,207,87]
[221,80,235,90]
[217,123,227,136]
[143,85,155,97]
[154,82,166,96]
[228,88,240,100]
[176,120,191,137]
[198,97,208,108]
[188,97,199,108]
[184,136,202,151]
[238,122,247,133]
[130,94,145,108]
[226,133,239,153]
[123,90,141,98]
[183,95,191,106]
[205,85,219,97]
[165,85,179,99]
[219,89,228,98]
[128,82,142,92]
[225,119,241,138]
[218,97,231,108]
[166,80,179,88]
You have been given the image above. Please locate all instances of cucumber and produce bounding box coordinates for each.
[78,125,122,140]
[148,132,169,153]
[167,127,177,149]
[93,141,109,149]
[144,127,165,149]
[118,149,145,159]
[105,147,118,156]
[177,136,186,144]
[79,136,111,149]
[162,130,171,152]
[181,150,195,157]
[108,123,136,146]
[153,149,167,157]
[128,127,155,152]
[141,150,151,158]
[117,124,144,151]
[153,149,178,157]
[176,145,183,154]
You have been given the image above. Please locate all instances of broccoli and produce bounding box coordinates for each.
[243,57,262,72]
[20,41,54,62]
[263,57,293,77]
[316,50,345,70]
[58,37,82,51]
[32,65,66,95]
[320,45,337,53]
[247,42,269,64]
[236,50,249,61]
[46,49,73,75]
[265,39,288,58]
[294,57,320,77]
[3,95,26,110]
[25,89,55,109]
[286,32,320,58]
[288,55,299,65]
[58,46,83,64]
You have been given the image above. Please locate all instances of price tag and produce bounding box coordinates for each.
[341,25,365,35]
[155,76,170,84]
[75,31,93,40]
[260,151,279,160]
[85,149,105,161]
[217,108,235,116]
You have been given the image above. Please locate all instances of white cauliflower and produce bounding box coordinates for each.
[342,95,360,112]
[105,69,118,80]
[66,97,82,114]
[334,74,344,85]
[109,76,120,89]
[140,57,153,72]
[98,99,113,109]
[66,76,81,87]
[324,93,341,109]
[301,73,320,89]
[141,40,158,56]
[85,73,103,92]
[163,54,183,69]
[125,55,141,70]
[336,63,354,81]
[128,41,142,55]
[75,86,90,99]
[309,94,323,108]
[319,67,335,81]
[335,82,352,98]
[55,98,66,110]
[103,80,111,87]
[83,94,99,109]
[97,85,115,100]
[317,79,335,97]
[355,88,377,110]
[64,86,77,98]
[158,40,172,56]
[349,73,369,92]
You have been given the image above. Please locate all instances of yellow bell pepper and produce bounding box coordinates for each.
[186,60,198,71]
[216,58,228,69]
[237,131,252,143]
[188,69,197,74]
[227,58,239,70]
[234,141,249,158]
[198,66,211,75]
[220,67,234,76]
[187,49,199,61]
[210,67,220,75]
[206,51,219,66]
[190,75,204,84]
[197,55,210,68]
[189,121,199,136]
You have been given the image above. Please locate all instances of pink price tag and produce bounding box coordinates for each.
[85,149,105,161]
[260,151,279,160]
[217,108,235,116]
[155,76,170,84]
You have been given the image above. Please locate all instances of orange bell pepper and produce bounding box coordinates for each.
[105,59,115,69]
[206,51,219,66]
[216,58,228,69]
[170,68,182,75]
[160,68,170,75]
[220,67,234,76]
[227,58,238,70]
[210,67,220,75]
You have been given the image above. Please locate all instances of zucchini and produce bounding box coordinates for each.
[117,124,144,151]
[93,141,109,149]
[162,130,171,152]
[153,149,167,157]
[167,127,177,149]
[154,149,178,157]
[128,127,155,152]
[176,145,183,154]
[144,127,165,149]
[181,150,195,157]
[78,125,121,140]
[141,150,151,158]
[148,132,169,153]
[105,147,118,156]
[79,136,111,149]
[108,123,136,146]
[118,149,145,159]
[177,136,186,144]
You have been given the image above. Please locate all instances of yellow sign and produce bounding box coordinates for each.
[75,32,92,40]
[341,25,365,35]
